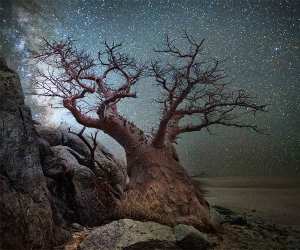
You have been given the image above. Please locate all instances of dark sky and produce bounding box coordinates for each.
[1,0,299,176]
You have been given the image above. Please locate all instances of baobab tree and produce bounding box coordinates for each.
[33,33,266,231]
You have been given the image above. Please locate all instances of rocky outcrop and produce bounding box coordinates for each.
[78,219,211,250]
[0,58,64,249]
[36,125,127,194]
[36,125,127,226]
[0,58,215,250]
[0,58,127,249]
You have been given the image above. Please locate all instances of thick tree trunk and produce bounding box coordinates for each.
[63,79,213,231]
[118,144,213,232]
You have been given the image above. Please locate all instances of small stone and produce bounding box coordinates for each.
[229,215,247,226]
[210,207,224,229]
[71,223,85,231]
[174,224,210,250]
[124,240,182,250]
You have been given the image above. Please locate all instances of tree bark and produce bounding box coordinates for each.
[64,99,213,231]
[118,144,213,232]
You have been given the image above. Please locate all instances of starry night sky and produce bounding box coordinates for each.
[1,0,299,176]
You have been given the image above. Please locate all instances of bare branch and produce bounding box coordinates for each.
[151,33,267,147]
[32,37,146,124]
[68,126,100,165]
[32,34,266,152]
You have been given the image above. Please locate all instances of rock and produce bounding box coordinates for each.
[43,145,111,226]
[213,206,235,216]
[213,205,247,226]
[37,136,52,160]
[46,176,78,225]
[208,210,300,250]
[36,125,128,226]
[209,207,224,230]
[73,165,96,189]
[0,57,14,73]
[62,130,91,158]
[42,145,80,178]
[123,240,182,250]
[79,219,176,250]
[35,125,90,158]
[78,219,213,250]
[71,222,85,231]
[72,165,103,225]
[229,215,247,226]
[94,150,127,196]
[36,125,92,158]
[36,124,128,195]
[35,125,64,146]
[0,58,62,249]
[174,224,210,250]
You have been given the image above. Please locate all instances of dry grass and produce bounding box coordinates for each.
[63,231,89,250]
[115,181,211,232]
[116,182,175,226]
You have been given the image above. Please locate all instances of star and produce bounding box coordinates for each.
[1,0,299,176]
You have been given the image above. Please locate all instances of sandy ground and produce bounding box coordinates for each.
[196,177,300,226]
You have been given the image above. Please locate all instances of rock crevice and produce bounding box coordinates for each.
[0,58,127,249]
[0,58,60,250]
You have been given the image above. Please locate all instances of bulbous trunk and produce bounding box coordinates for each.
[118,144,213,232]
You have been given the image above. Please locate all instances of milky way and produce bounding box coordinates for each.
[1,0,299,176]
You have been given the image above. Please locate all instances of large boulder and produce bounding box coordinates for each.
[72,165,104,225]
[35,125,65,147]
[78,219,211,250]
[79,219,176,250]
[42,144,113,226]
[36,124,128,207]
[36,125,127,193]
[36,125,90,157]
[43,145,80,178]
[36,125,112,161]
[0,58,65,249]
